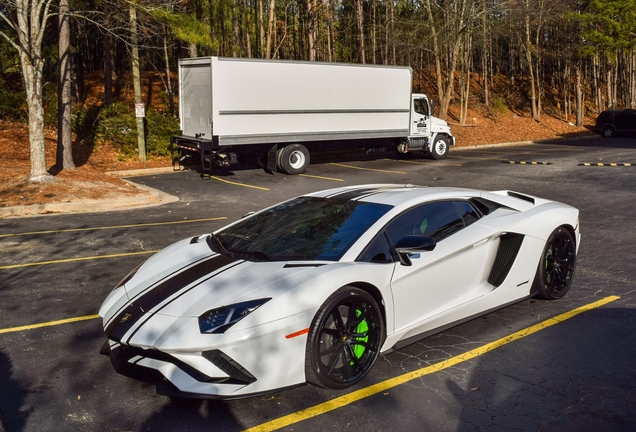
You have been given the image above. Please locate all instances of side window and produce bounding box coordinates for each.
[358,233,393,263]
[454,201,480,226]
[385,201,465,245]
[413,98,429,117]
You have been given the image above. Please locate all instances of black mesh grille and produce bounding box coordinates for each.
[488,233,524,287]
[202,350,256,384]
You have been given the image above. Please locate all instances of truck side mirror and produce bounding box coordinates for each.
[430,100,435,116]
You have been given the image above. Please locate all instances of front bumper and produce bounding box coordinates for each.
[100,308,315,399]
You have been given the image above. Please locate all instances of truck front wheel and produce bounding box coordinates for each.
[277,144,310,175]
[430,135,450,160]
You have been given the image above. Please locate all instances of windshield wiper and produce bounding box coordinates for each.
[207,235,273,262]
[206,234,231,256]
[232,249,274,262]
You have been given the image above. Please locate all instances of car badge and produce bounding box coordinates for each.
[121,313,132,323]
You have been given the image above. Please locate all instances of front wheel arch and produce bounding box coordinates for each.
[304,286,386,389]
[429,134,450,159]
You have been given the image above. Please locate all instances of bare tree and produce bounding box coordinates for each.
[0,0,56,181]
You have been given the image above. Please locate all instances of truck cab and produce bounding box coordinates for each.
[402,93,455,160]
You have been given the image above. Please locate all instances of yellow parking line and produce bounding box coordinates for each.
[244,295,620,432]
[208,176,270,191]
[394,159,462,167]
[329,163,406,174]
[299,174,344,182]
[449,155,509,161]
[0,314,101,335]
[0,217,228,239]
[0,250,158,270]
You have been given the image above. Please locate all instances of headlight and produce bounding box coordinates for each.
[113,261,144,290]
[198,298,271,334]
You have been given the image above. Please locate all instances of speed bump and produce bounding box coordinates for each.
[578,162,633,167]
[506,161,552,165]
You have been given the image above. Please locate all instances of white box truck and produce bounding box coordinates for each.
[170,57,455,174]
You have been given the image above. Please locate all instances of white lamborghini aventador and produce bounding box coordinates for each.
[99,184,579,399]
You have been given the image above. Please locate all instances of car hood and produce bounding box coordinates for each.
[106,235,324,320]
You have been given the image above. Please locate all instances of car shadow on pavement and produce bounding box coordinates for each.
[0,348,30,431]
[446,307,636,431]
[139,397,243,431]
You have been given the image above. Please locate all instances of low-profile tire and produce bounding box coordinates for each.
[277,144,310,175]
[532,226,576,300]
[602,126,615,138]
[305,286,385,390]
[429,135,450,160]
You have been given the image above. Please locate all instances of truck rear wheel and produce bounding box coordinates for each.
[430,135,450,160]
[277,144,310,175]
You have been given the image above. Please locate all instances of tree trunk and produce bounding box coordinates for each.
[163,28,176,117]
[356,0,365,63]
[575,64,582,127]
[11,0,53,182]
[481,0,488,106]
[259,0,265,57]
[524,0,538,121]
[19,52,50,181]
[130,5,146,162]
[104,33,113,105]
[307,0,316,60]
[57,0,75,170]
[371,0,376,64]
[265,0,275,59]
[243,0,252,57]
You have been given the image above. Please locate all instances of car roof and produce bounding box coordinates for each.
[306,184,481,206]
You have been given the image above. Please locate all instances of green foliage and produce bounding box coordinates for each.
[150,8,215,48]
[0,76,25,121]
[73,102,179,157]
[491,97,509,118]
[144,108,180,156]
[575,0,636,57]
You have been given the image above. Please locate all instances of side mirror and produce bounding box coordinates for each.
[395,235,436,266]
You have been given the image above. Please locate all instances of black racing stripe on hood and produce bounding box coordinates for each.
[104,254,215,330]
[326,186,395,201]
[105,254,239,342]
[125,259,244,345]
[133,254,238,312]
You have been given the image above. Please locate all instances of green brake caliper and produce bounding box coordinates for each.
[350,309,369,365]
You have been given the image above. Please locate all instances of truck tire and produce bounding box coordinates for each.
[277,144,310,175]
[430,135,450,160]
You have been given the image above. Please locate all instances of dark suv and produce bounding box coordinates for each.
[594,109,636,137]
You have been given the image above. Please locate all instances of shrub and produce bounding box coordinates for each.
[74,102,180,157]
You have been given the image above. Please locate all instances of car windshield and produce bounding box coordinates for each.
[212,196,392,261]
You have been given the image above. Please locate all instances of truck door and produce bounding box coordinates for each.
[410,96,430,137]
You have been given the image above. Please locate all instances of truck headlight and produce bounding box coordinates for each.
[198,299,271,334]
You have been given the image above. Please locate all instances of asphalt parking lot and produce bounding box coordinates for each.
[1,135,636,431]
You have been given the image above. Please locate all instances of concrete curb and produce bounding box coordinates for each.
[0,180,178,219]
[450,134,596,152]
[107,166,179,177]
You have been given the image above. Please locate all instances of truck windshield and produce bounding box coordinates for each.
[212,196,392,261]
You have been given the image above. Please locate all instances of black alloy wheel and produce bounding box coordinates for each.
[533,227,576,300]
[602,126,615,138]
[305,287,385,389]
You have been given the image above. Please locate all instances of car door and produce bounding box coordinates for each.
[628,110,636,133]
[387,201,495,333]
[410,96,430,138]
